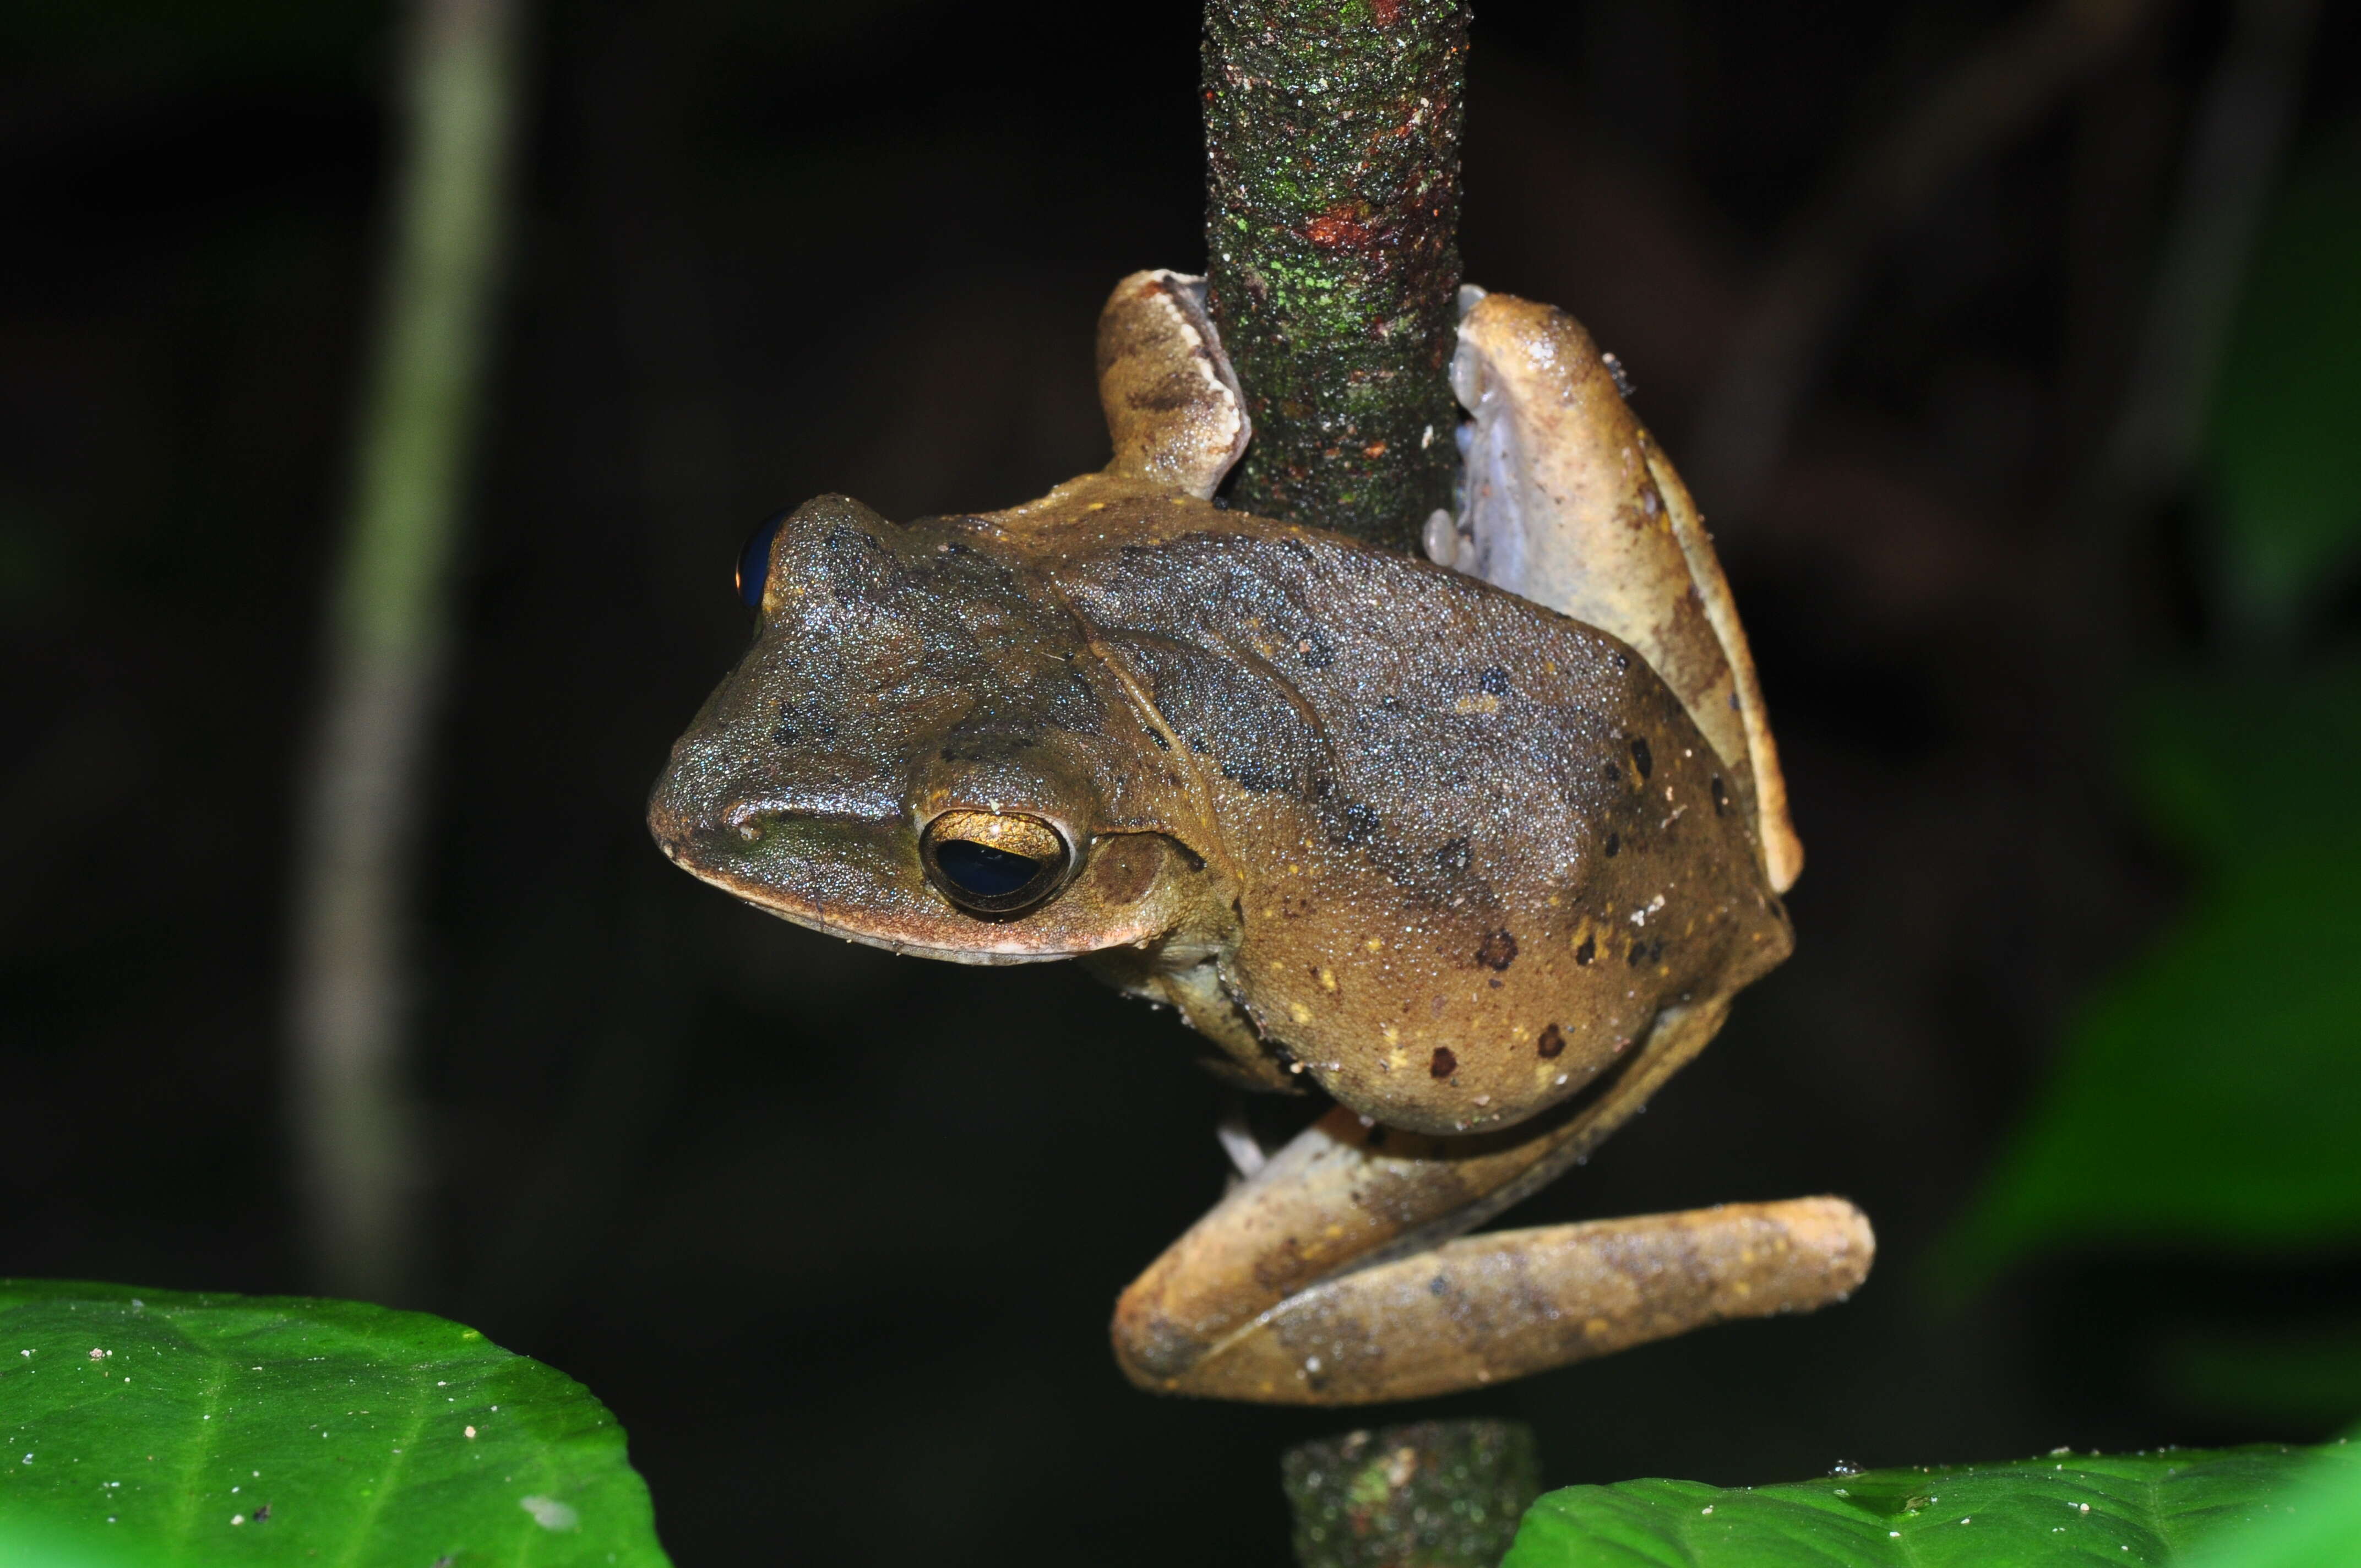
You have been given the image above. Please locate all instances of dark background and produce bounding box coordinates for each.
[5,1,2359,1562]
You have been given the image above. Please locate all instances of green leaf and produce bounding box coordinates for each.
[2185,1435,2361,1568]
[1939,668,2361,1287]
[2204,122,2361,632]
[1502,1442,2354,1568]
[0,1279,668,1567]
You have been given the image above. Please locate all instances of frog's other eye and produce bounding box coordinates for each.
[921,810,1070,916]
[736,510,789,607]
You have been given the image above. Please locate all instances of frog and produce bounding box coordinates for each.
[648,270,1873,1406]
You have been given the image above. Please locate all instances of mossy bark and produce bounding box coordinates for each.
[1282,1419,1542,1568]
[1204,0,1467,551]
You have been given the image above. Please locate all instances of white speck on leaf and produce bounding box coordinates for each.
[230,1515,244,1526]
[465,1425,477,1439]
[521,1496,579,1531]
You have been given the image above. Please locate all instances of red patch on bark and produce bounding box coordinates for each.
[1372,0,1402,23]
[1304,204,1375,251]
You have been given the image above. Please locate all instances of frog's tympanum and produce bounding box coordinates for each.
[650,272,1873,1405]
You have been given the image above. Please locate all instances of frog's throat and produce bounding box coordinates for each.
[652,836,1147,968]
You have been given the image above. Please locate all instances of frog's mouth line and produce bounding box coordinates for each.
[654,836,1116,967]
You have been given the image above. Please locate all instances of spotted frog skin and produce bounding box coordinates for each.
[650,273,1872,1405]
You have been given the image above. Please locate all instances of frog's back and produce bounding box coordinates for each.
[995,490,1791,1136]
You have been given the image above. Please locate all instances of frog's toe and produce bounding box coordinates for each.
[1095,270,1249,499]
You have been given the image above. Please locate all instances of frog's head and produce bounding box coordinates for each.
[648,494,1214,963]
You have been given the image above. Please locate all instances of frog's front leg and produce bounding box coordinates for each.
[1113,1001,1874,1405]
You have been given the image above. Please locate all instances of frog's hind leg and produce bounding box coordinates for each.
[1112,1000,1873,1404]
[1443,291,1804,892]
[1155,1196,1872,1405]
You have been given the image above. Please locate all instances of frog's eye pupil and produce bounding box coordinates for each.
[933,840,1042,898]
[921,810,1070,917]
[737,510,788,607]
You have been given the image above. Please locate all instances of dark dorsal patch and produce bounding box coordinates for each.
[1476,930,1519,971]
[1429,1047,1457,1079]
[1478,666,1510,695]
[774,699,838,745]
[1325,798,1381,848]
[1574,934,1596,966]
[1629,736,1653,780]
[1604,831,1620,858]
[1537,1023,1565,1058]
[1711,775,1728,815]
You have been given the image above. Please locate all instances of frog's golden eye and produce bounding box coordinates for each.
[921,810,1071,916]
[736,509,789,607]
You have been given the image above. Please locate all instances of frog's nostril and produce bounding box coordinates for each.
[921,810,1070,917]
[721,800,780,843]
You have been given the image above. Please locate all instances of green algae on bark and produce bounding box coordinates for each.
[1204,0,1467,551]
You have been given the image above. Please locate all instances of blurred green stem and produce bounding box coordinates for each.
[288,0,526,1303]
[2097,0,2319,524]
[1692,0,2158,516]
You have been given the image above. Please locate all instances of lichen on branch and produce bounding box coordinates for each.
[1203,0,1467,551]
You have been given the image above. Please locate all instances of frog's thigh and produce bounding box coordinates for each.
[1179,1197,1874,1404]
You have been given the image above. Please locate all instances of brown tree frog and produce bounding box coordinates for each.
[649,273,1872,1405]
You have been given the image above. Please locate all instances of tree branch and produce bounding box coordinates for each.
[1203,0,1467,550]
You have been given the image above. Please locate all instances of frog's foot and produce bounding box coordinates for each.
[1437,287,1803,894]
[1113,998,1874,1404]
[1094,270,1250,499]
